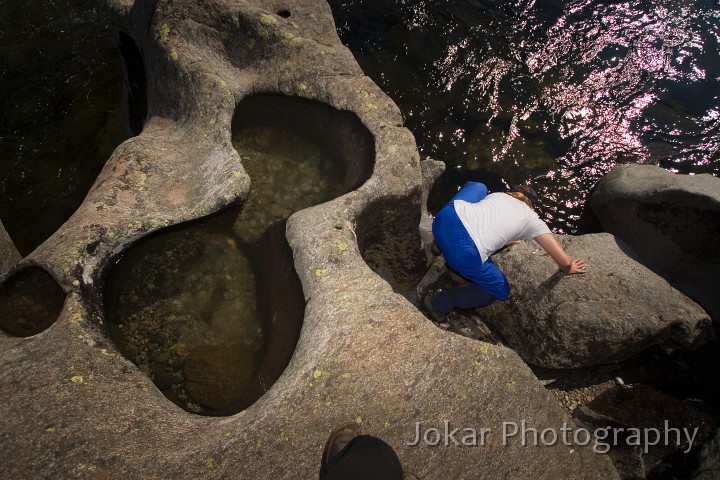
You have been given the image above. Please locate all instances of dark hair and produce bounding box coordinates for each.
[510,184,539,204]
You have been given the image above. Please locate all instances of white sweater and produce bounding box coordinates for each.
[454,192,550,263]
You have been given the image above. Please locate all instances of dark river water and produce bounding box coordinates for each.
[0,0,126,256]
[327,0,720,232]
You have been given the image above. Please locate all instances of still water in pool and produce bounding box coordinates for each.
[231,125,346,243]
[105,121,346,414]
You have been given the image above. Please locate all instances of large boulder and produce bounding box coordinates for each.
[0,1,618,479]
[473,233,712,369]
[589,164,720,322]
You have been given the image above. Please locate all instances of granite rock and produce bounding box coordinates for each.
[474,233,712,369]
[590,164,720,322]
[0,1,618,478]
[0,219,20,278]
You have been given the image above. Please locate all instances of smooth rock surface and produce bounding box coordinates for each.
[693,427,720,479]
[473,233,712,369]
[0,1,618,478]
[419,158,445,265]
[590,164,720,322]
[0,219,20,278]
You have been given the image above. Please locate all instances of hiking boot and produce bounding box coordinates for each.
[321,422,362,468]
[421,293,447,324]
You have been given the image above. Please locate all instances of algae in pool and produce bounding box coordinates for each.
[231,125,346,243]
[106,123,346,415]
[106,222,263,414]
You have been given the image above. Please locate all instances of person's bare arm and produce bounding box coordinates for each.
[533,233,587,274]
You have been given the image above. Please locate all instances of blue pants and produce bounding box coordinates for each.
[431,182,510,314]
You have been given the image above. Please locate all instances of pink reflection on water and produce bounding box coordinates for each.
[430,0,717,232]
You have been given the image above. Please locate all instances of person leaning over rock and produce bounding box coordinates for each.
[425,182,586,317]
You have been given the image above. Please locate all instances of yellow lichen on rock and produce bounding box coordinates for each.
[260,14,277,27]
[361,103,378,115]
[159,23,170,42]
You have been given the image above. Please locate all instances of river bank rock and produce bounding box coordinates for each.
[0,0,618,479]
[420,158,446,264]
[470,233,712,369]
[0,219,20,277]
[575,384,716,479]
[693,427,720,479]
[589,164,720,322]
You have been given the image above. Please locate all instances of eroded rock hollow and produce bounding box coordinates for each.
[0,1,619,478]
